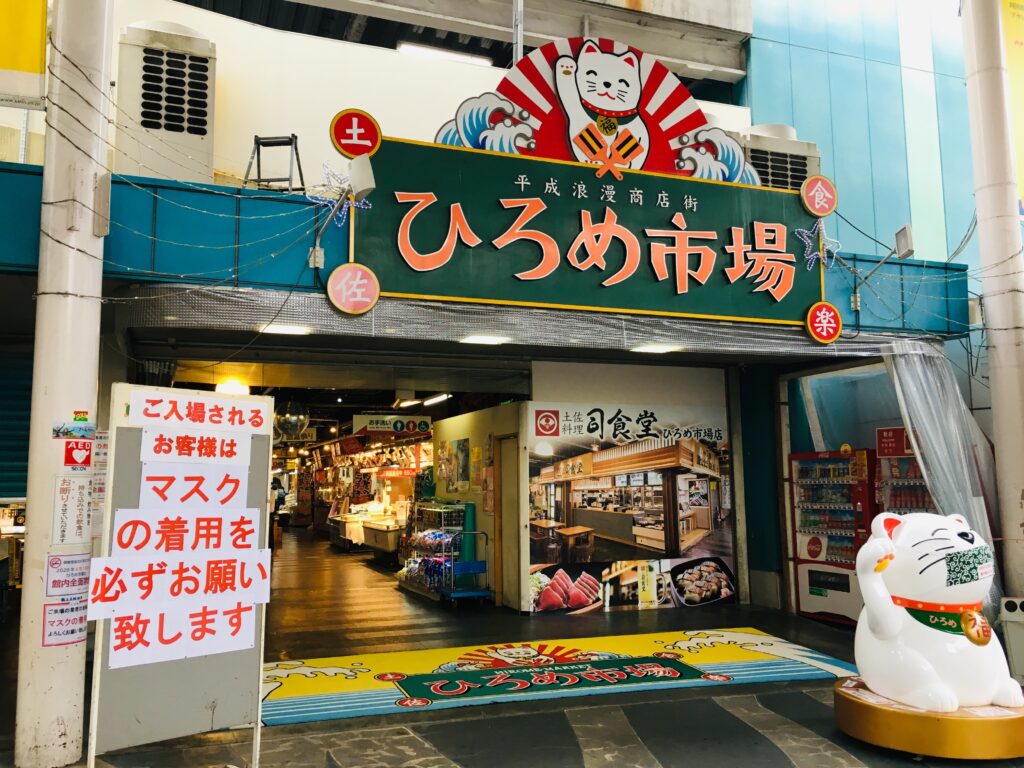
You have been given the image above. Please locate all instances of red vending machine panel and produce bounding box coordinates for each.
[789,449,877,624]
[875,427,937,516]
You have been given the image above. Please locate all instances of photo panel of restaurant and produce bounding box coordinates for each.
[528,397,736,615]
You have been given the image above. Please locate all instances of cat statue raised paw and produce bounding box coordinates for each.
[554,39,650,170]
[855,511,1023,712]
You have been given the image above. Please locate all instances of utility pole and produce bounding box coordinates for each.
[961,0,1024,595]
[15,1,111,766]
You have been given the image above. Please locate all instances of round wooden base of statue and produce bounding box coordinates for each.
[834,678,1024,760]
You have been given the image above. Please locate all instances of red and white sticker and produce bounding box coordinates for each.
[800,175,838,217]
[327,263,381,315]
[534,409,560,437]
[64,439,92,468]
[805,301,843,344]
[330,109,382,159]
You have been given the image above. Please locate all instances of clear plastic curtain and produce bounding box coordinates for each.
[884,339,1003,608]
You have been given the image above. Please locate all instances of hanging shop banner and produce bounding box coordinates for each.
[0,0,46,109]
[355,137,823,326]
[526,391,734,615]
[88,384,273,760]
[353,414,432,437]
[1002,0,1024,219]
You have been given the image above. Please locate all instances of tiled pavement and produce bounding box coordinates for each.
[83,681,1024,768]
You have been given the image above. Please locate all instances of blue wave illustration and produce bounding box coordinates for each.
[435,92,533,153]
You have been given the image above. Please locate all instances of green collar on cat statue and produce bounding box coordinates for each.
[580,99,640,135]
[890,596,992,645]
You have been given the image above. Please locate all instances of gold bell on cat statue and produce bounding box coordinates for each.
[835,512,1024,760]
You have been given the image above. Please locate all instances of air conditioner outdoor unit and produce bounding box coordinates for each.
[114,21,216,182]
[738,124,821,192]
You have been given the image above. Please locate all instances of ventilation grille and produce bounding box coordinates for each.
[139,47,210,135]
[746,148,809,191]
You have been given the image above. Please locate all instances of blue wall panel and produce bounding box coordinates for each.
[934,73,979,270]
[827,53,876,256]
[861,1,902,64]
[789,47,833,180]
[752,0,790,43]
[153,190,237,278]
[107,182,156,274]
[826,1,865,59]
[0,164,42,271]
[787,0,829,51]
[930,4,966,77]
[865,60,912,258]
[747,38,794,126]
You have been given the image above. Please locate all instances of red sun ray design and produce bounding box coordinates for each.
[495,37,708,175]
[454,643,585,668]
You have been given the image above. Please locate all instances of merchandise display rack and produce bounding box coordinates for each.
[397,501,490,603]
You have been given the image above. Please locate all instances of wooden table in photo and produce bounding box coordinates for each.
[555,525,595,561]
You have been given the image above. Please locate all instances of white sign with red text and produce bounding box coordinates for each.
[140,427,252,466]
[46,552,91,597]
[110,507,260,556]
[87,548,271,620]
[91,384,272,671]
[138,463,250,511]
[105,593,259,669]
[129,390,270,434]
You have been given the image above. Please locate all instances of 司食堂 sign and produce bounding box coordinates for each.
[355,139,824,325]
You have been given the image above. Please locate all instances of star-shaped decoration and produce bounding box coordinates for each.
[795,218,841,271]
[306,163,372,228]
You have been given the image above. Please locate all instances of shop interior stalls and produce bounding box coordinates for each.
[529,435,733,566]
[167,356,532,656]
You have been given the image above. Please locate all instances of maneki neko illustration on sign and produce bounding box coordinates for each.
[435,37,760,185]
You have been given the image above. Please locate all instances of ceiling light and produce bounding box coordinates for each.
[288,446,295,453]
[397,399,421,408]
[336,397,343,403]
[423,393,451,406]
[330,426,338,434]
[215,378,250,395]
[535,441,554,457]
[460,334,511,345]
[262,323,311,335]
[631,343,682,354]
[163,315,178,321]
[397,42,492,67]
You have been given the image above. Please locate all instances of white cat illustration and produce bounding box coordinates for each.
[855,512,1023,712]
[554,40,650,170]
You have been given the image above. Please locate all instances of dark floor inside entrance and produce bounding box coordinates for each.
[265,526,850,664]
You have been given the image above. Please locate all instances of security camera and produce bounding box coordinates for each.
[349,154,375,201]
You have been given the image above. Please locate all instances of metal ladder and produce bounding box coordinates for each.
[243,134,305,192]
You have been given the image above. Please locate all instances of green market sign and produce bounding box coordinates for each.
[353,138,824,325]
[392,656,704,705]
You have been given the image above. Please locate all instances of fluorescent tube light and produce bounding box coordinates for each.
[397,399,422,408]
[398,42,492,67]
[460,335,512,345]
[423,393,452,406]
[631,343,682,354]
[262,323,311,335]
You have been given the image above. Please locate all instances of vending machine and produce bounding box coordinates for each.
[789,448,877,624]
[875,427,937,515]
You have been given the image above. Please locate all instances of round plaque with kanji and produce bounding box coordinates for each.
[327,262,381,315]
[330,108,382,159]
[800,175,838,218]
[806,301,843,344]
